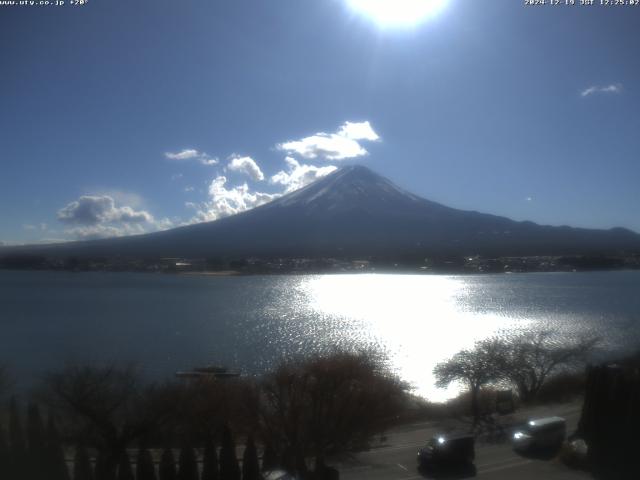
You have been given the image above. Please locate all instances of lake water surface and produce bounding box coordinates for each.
[1,270,639,400]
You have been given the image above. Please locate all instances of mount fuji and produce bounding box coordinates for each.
[4,165,640,259]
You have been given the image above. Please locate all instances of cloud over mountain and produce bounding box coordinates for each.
[189,176,279,223]
[45,121,382,240]
[270,157,338,193]
[227,155,265,181]
[337,121,380,141]
[276,121,380,161]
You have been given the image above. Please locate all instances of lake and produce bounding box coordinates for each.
[1,270,639,400]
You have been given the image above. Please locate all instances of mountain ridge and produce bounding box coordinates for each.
[2,165,640,259]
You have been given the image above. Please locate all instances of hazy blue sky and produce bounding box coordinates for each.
[1,0,638,243]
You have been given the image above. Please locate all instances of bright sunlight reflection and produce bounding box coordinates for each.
[347,0,448,28]
[302,274,523,401]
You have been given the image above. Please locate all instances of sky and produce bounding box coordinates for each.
[1,0,639,244]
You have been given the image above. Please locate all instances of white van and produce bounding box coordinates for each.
[512,416,566,451]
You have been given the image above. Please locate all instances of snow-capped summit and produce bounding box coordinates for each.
[271,165,424,213]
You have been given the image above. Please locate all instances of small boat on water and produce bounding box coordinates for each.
[175,365,241,380]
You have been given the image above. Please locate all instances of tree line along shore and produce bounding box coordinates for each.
[2,252,640,275]
[0,331,636,480]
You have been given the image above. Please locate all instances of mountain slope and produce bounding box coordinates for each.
[4,165,640,258]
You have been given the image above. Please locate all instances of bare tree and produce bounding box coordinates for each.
[40,364,177,478]
[500,330,599,403]
[169,376,258,444]
[258,350,409,471]
[435,332,600,417]
[433,339,503,426]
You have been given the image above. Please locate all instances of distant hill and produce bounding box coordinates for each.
[3,165,640,259]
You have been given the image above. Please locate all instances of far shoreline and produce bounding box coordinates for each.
[174,266,640,277]
[178,270,242,276]
[2,266,640,277]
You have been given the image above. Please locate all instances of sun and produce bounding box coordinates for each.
[347,0,448,28]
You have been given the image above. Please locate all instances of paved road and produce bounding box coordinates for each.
[337,403,590,480]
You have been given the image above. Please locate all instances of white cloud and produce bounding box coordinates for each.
[337,121,380,141]
[227,155,265,181]
[155,217,176,231]
[55,195,174,240]
[165,149,200,161]
[164,149,218,166]
[277,121,380,161]
[57,196,154,225]
[189,175,279,223]
[271,157,338,193]
[601,84,622,94]
[581,83,623,97]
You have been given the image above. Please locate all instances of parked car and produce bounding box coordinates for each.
[512,416,566,452]
[417,433,475,472]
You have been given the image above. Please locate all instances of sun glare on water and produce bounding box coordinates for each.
[302,274,519,401]
[347,0,448,28]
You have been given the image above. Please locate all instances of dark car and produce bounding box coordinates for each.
[417,433,475,472]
